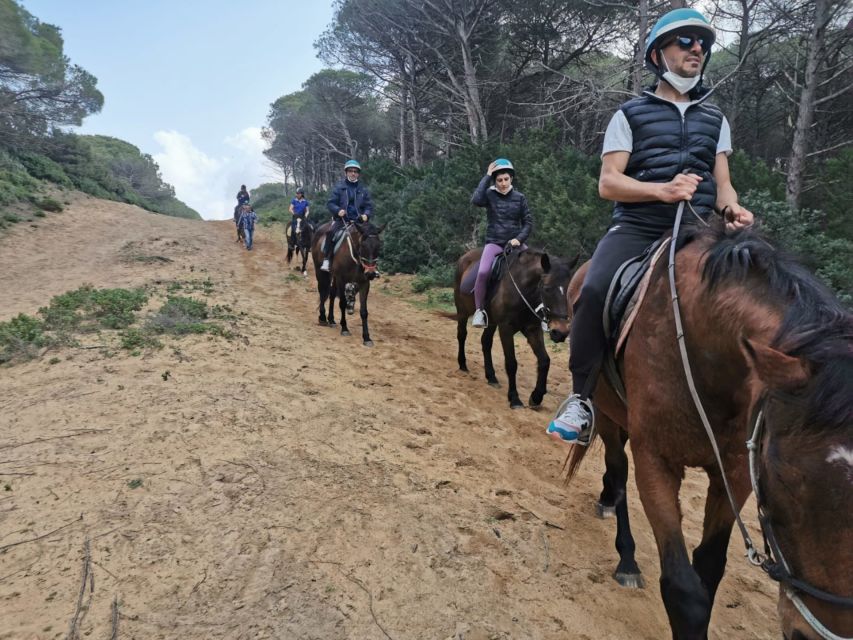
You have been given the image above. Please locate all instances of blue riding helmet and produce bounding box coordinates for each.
[295,187,305,195]
[344,159,362,172]
[492,158,515,177]
[645,8,715,73]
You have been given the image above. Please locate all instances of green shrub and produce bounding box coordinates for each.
[36,197,63,212]
[119,328,161,350]
[412,262,455,292]
[0,314,47,363]
[39,286,148,331]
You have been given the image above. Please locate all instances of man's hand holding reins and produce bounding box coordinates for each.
[721,203,754,232]
[659,173,702,203]
[338,209,346,218]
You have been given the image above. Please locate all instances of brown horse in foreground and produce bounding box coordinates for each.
[311,221,385,346]
[565,222,852,639]
[452,248,578,409]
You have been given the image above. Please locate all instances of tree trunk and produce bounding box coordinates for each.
[632,0,649,95]
[786,0,829,209]
[399,61,409,167]
[457,20,487,142]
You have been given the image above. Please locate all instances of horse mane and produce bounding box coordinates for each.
[697,224,853,432]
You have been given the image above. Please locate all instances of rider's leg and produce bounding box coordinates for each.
[549,223,664,444]
[569,224,663,395]
[473,243,504,306]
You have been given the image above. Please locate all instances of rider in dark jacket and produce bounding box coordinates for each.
[547,8,753,446]
[321,159,374,271]
[470,158,533,328]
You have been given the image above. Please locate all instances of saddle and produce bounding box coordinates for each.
[460,251,510,305]
[601,237,671,403]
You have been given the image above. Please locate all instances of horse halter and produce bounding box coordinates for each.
[748,392,853,640]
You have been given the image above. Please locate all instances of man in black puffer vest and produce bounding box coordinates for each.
[547,8,754,446]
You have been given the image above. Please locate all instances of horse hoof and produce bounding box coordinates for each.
[328,321,336,327]
[341,330,351,337]
[487,380,500,388]
[510,401,524,410]
[596,502,616,519]
[613,571,645,589]
[363,340,374,348]
[459,366,469,373]
[302,271,307,277]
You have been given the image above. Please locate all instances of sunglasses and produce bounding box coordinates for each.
[667,34,707,51]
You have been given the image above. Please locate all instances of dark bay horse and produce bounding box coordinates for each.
[286,218,313,276]
[452,248,578,409]
[564,222,852,639]
[311,221,385,346]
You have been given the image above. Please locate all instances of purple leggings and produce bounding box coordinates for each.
[474,243,527,309]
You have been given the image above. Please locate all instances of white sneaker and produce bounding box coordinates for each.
[471,309,487,328]
[320,259,330,272]
[547,395,594,445]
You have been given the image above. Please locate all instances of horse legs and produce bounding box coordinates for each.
[338,281,350,337]
[598,419,644,588]
[456,317,468,371]
[498,324,523,409]
[481,325,499,386]
[523,325,550,408]
[634,447,710,639]
[359,281,372,346]
[316,272,330,325]
[301,247,309,275]
[691,462,750,610]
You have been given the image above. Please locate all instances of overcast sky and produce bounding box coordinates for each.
[19,0,334,220]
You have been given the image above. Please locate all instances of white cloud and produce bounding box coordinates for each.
[152,128,278,221]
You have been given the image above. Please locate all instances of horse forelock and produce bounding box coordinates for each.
[698,225,853,433]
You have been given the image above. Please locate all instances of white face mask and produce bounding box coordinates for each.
[346,175,359,184]
[661,57,700,95]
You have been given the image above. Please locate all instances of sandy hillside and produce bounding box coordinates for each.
[0,194,780,639]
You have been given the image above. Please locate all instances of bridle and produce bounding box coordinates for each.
[344,223,379,275]
[669,200,853,640]
[748,392,853,639]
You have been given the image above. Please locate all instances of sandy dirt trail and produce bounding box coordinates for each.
[0,195,780,639]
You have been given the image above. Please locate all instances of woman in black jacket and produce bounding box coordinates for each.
[469,158,533,328]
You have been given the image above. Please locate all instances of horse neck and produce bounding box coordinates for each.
[507,253,542,294]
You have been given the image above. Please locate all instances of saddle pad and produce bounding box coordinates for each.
[614,237,671,354]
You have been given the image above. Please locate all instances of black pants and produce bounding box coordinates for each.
[569,222,669,396]
[323,218,347,259]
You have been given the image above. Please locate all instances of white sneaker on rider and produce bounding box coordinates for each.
[547,394,594,445]
[471,309,487,328]
[320,259,330,272]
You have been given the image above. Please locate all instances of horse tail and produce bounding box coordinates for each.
[562,435,597,485]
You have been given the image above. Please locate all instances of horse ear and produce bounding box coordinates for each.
[740,337,810,390]
[377,222,387,234]
[540,253,551,273]
[569,252,581,270]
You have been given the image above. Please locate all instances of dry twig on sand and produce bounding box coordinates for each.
[65,537,93,640]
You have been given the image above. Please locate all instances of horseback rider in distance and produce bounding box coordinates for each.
[321,159,374,272]
[470,158,533,329]
[547,8,754,445]
[289,187,310,247]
